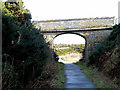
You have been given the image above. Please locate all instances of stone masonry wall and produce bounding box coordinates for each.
[34,17,115,59]
[42,29,113,59]
[33,17,114,31]
[83,30,113,58]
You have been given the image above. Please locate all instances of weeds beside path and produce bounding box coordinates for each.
[74,61,118,88]
[53,62,65,88]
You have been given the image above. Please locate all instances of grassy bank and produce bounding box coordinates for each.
[53,62,65,88]
[73,61,118,88]
[26,60,65,88]
[88,24,120,87]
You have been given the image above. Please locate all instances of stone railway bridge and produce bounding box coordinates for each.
[33,17,115,59]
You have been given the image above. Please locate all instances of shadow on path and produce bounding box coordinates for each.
[59,59,97,89]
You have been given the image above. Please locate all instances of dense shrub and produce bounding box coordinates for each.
[2,0,50,89]
[88,24,120,86]
[88,24,120,65]
[53,52,59,61]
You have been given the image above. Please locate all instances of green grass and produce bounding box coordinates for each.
[61,57,69,62]
[73,61,117,88]
[54,62,65,88]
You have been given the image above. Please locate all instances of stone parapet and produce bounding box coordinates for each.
[33,17,114,31]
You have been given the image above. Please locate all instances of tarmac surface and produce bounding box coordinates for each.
[59,59,97,89]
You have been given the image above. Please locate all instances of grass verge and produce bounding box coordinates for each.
[73,61,117,88]
[53,62,65,88]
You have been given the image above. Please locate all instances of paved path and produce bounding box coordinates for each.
[59,59,96,89]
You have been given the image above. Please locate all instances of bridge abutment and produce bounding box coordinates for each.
[84,30,112,59]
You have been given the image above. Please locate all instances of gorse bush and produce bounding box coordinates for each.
[55,44,85,56]
[2,0,50,89]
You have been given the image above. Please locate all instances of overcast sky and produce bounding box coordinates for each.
[53,34,85,44]
[22,0,120,21]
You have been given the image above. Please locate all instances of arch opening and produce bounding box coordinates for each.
[53,33,87,63]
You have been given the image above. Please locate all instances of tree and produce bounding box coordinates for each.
[2,0,50,88]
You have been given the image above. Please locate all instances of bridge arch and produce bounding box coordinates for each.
[38,17,115,59]
[53,32,87,46]
[53,32,87,42]
[53,32,87,59]
[42,29,113,59]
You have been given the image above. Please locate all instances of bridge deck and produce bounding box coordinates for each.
[40,27,112,33]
